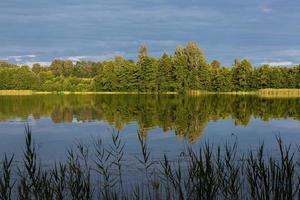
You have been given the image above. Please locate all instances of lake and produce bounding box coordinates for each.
[0,94,299,163]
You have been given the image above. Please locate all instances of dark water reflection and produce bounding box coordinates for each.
[0,95,300,143]
[0,94,299,143]
[0,95,299,197]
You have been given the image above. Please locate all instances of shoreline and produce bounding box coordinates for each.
[0,89,299,97]
[0,90,178,95]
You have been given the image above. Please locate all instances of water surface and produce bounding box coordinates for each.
[0,94,299,162]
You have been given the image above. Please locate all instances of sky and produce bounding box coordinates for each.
[0,0,300,66]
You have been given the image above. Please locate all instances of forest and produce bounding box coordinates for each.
[0,42,299,92]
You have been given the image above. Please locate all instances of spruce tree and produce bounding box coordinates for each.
[137,46,158,92]
[173,45,189,92]
[157,53,174,91]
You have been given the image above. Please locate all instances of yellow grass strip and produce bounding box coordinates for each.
[33,91,178,95]
[188,90,256,96]
[0,90,33,95]
[63,91,178,95]
[257,89,300,97]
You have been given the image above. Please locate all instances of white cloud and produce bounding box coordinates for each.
[66,56,89,62]
[0,54,37,61]
[18,61,51,67]
[261,61,293,66]
[8,54,36,59]
[63,52,125,62]
[258,2,272,14]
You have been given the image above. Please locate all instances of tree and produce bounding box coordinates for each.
[62,60,74,77]
[157,53,175,91]
[295,65,300,88]
[185,41,208,90]
[143,57,158,92]
[173,45,189,92]
[114,55,130,91]
[138,45,148,61]
[231,59,253,91]
[211,60,221,70]
[137,46,158,92]
[50,60,74,77]
[32,63,43,74]
[0,61,17,68]
[94,61,117,91]
[211,67,232,92]
[73,61,93,78]
[270,67,284,88]
[1,43,300,92]
[252,65,271,89]
[126,61,140,91]
[50,60,64,76]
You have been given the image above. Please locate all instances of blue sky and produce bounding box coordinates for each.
[0,0,300,66]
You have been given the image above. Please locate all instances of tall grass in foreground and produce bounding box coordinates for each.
[1,126,300,199]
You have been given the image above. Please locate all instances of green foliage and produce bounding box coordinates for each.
[211,60,221,69]
[251,65,271,89]
[139,57,158,92]
[173,45,189,92]
[94,61,118,91]
[157,53,175,91]
[231,59,253,91]
[185,41,207,90]
[50,59,74,77]
[211,67,232,92]
[0,42,299,92]
[0,66,39,90]
[137,46,158,91]
[295,65,300,88]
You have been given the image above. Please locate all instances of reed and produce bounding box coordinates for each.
[0,154,14,200]
[1,126,300,199]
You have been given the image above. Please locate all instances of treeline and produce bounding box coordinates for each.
[0,41,299,92]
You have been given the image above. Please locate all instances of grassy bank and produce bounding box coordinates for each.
[1,126,300,199]
[189,89,300,97]
[0,90,33,95]
[0,90,178,95]
[257,88,300,97]
[188,90,256,95]
[1,89,300,97]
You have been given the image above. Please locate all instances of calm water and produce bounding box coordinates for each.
[0,94,299,162]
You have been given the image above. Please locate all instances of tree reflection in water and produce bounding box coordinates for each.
[0,94,299,143]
